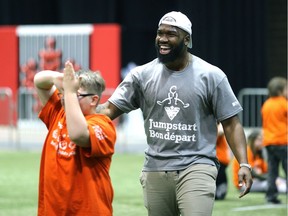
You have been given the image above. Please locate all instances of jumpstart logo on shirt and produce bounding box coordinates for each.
[50,120,77,157]
[148,85,197,143]
[92,125,107,141]
[49,121,108,157]
[157,85,190,120]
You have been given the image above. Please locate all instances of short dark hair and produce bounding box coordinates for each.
[267,76,287,97]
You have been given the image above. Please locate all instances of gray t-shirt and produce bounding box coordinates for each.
[109,54,242,171]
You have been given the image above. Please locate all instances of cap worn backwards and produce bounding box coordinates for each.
[158,11,192,48]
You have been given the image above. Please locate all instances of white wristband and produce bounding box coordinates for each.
[239,163,252,171]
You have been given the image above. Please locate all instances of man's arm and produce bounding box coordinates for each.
[33,70,63,106]
[97,101,124,120]
[221,115,253,198]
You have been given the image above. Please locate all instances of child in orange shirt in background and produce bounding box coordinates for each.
[261,76,288,204]
[232,130,287,194]
[215,123,231,200]
[34,61,116,215]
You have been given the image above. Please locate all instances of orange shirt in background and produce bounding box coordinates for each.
[261,96,288,146]
[37,92,116,216]
[232,146,268,189]
[216,134,231,166]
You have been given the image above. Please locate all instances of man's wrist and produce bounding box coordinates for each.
[239,163,252,171]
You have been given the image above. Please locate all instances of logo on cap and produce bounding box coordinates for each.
[162,16,176,23]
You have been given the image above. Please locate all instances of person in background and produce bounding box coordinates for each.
[34,61,116,215]
[232,129,286,193]
[261,76,288,204]
[97,11,252,216]
[215,123,231,200]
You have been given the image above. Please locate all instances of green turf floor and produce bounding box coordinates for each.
[0,151,287,216]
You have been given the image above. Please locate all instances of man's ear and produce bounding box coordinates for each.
[185,35,190,47]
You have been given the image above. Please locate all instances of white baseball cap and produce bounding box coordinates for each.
[158,11,192,48]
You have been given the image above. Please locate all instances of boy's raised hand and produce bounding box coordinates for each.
[63,60,79,93]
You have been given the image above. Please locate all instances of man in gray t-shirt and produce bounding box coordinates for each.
[98,11,253,216]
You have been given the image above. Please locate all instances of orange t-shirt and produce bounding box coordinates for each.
[37,91,116,216]
[232,146,268,188]
[261,96,288,146]
[216,134,231,166]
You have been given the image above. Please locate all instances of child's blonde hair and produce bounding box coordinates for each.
[76,69,106,99]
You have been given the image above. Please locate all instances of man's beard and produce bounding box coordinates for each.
[156,39,185,64]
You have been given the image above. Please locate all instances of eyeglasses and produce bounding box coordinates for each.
[57,92,95,99]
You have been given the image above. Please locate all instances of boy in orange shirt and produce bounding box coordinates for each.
[34,61,116,215]
[261,76,288,204]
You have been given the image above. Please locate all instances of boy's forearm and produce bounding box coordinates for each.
[34,70,63,106]
[34,70,63,90]
[64,92,90,148]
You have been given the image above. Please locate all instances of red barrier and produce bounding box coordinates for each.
[0,24,121,125]
[90,24,121,103]
[0,26,18,125]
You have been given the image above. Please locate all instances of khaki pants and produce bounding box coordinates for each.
[140,164,217,216]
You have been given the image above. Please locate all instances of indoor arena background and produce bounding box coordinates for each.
[0,0,286,150]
